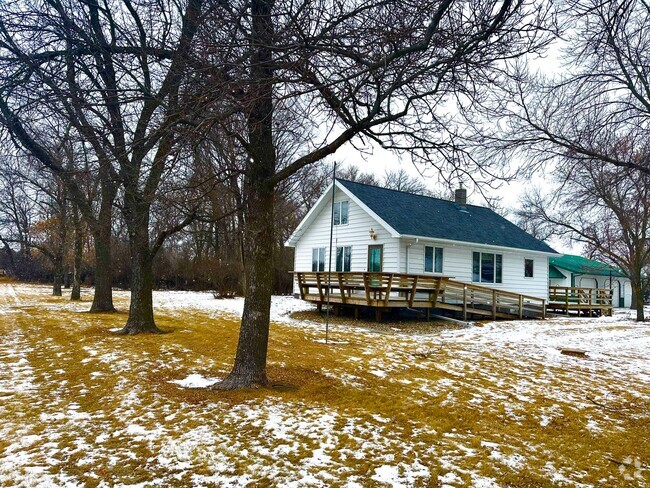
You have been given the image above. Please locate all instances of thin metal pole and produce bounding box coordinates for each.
[325,162,336,344]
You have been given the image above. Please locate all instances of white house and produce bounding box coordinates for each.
[286,179,560,300]
[549,254,631,308]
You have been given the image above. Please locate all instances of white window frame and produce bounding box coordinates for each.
[472,252,503,284]
[336,245,352,272]
[311,247,325,272]
[333,200,349,226]
[424,246,444,273]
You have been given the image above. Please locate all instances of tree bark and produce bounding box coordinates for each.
[119,213,161,334]
[71,204,82,300]
[52,194,67,296]
[216,182,275,389]
[215,0,275,390]
[52,255,63,296]
[631,278,645,321]
[89,213,115,312]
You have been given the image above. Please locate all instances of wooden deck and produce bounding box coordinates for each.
[547,286,613,316]
[294,272,546,321]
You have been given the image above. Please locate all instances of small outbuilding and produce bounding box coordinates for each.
[549,254,631,308]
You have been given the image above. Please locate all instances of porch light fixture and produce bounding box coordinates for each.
[369,228,377,240]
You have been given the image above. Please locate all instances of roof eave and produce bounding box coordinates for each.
[398,234,559,256]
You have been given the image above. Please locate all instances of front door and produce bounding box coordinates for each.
[368,245,383,272]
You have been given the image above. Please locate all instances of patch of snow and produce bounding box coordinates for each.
[170,374,220,388]
[369,369,387,378]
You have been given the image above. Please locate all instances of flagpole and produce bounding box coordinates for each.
[325,162,336,344]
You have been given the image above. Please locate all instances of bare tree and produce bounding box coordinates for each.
[0,0,211,331]
[480,0,650,177]
[382,168,430,195]
[196,0,555,389]
[518,156,650,321]
[0,155,69,294]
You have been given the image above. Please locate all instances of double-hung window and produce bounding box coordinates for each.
[424,246,443,273]
[333,201,349,225]
[336,246,352,272]
[311,248,325,272]
[472,252,502,283]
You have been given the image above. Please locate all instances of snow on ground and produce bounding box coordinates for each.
[0,282,648,487]
[152,290,313,326]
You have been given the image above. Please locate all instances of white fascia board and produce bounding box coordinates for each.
[285,180,402,246]
[284,182,334,247]
[399,234,560,256]
[335,182,401,238]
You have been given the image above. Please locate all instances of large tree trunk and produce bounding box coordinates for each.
[215,0,275,390]
[216,184,275,389]
[52,255,63,296]
[52,198,67,296]
[120,211,161,334]
[89,215,115,312]
[631,278,645,321]
[71,205,83,301]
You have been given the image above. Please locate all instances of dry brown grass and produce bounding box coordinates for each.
[0,282,648,487]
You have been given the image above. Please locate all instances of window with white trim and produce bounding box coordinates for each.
[333,201,349,225]
[424,246,443,273]
[311,248,325,272]
[472,252,502,283]
[524,258,534,278]
[336,246,352,272]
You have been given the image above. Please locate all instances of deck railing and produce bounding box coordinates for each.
[548,286,613,309]
[293,271,546,320]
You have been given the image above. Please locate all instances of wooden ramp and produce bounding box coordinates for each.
[293,272,546,321]
[548,286,613,316]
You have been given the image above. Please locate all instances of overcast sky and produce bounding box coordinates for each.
[328,40,580,256]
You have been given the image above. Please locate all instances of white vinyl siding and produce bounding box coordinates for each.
[400,239,551,299]
[292,192,399,293]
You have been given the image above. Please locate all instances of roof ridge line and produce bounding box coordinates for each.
[336,178,482,208]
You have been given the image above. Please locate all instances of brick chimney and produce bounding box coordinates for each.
[455,188,467,207]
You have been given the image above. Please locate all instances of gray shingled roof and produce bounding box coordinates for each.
[338,179,558,254]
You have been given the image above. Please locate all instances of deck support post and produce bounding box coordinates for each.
[297,272,306,300]
[337,273,347,304]
[426,308,430,321]
[565,289,569,314]
[492,289,497,319]
[518,295,523,319]
[375,309,382,322]
[462,286,467,321]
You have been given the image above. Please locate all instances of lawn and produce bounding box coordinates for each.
[0,281,648,487]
